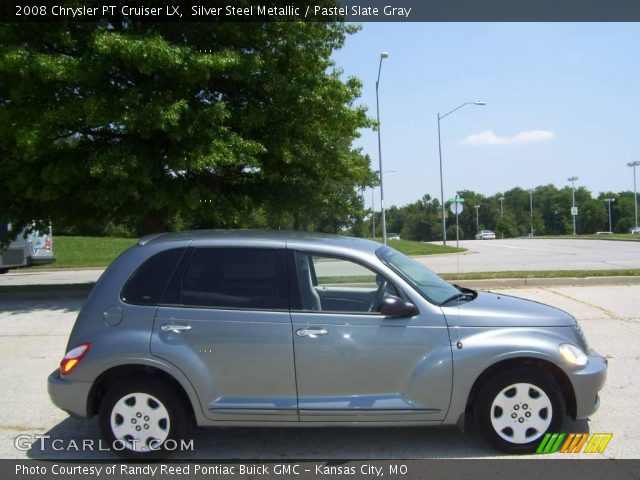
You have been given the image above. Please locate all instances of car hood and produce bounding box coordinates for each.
[441,291,576,327]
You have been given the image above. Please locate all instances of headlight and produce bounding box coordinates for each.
[559,343,588,366]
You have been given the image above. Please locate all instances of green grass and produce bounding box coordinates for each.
[441,269,640,281]
[540,234,640,241]
[383,239,465,256]
[35,236,138,269]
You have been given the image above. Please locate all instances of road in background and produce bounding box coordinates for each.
[0,285,637,459]
[422,238,640,273]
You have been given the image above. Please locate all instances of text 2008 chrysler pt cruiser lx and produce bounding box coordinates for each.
[48,231,607,457]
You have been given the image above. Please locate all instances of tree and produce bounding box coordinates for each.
[0,10,374,239]
[495,214,518,238]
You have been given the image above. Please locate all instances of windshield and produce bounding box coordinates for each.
[376,245,459,305]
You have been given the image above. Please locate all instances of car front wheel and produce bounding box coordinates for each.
[98,377,188,459]
[475,368,565,453]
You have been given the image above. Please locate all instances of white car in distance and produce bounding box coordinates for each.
[475,230,496,240]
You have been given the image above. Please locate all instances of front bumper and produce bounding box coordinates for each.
[569,350,608,419]
[47,369,92,419]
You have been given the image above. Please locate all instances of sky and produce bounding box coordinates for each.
[332,23,640,209]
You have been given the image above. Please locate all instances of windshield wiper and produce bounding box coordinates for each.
[440,292,474,306]
[440,285,477,306]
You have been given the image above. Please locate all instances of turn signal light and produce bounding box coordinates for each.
[60,343,91,375]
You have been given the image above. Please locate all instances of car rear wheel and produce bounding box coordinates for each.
[475,368,565,453]
[98,377,188,459]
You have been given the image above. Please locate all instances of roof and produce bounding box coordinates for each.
[138,229,383,254]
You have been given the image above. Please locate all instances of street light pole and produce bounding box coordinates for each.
[437,101,486,247]
[528,189,534,237]
[371,187,375,238]
[568,176,579,235]
[475,205,480,231]
[376,52,389,244]
[499,196,505,239]
[455,193,461,249]
[604,198,615,233]
[628,161,640,229]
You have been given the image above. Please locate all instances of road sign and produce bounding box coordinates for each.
[571,207,578,216]
[448,197,465,203]
[450,202,464,215]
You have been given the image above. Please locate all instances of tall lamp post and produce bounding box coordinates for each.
[475,205,480,231]
[528,188,535,237]
[604,198,615,233]
[376,52,390,244]
[628,161,640,229]
[499,196,505,239]
[568,176,579,235]
[437,101,486,246]
[371,187,375,239]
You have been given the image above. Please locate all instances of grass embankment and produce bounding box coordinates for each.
[441,269,640,281]
[34,236,138,269]
[381,239,465,255]
[33,236,463,270]
[543,234,640,241]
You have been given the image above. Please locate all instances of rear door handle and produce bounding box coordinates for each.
[161,324,192,333]
[296,328,328,337]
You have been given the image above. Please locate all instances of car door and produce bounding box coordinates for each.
[290,250,453,423]
[150,246,298,422]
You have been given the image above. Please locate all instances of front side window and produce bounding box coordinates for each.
[376,245,458,305]
[294,251,398,314]
[175,248,288,310]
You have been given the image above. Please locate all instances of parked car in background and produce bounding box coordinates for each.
[0,222,55,273]
[49,230,606,458]
[475,230,496,240]
[630,227,640,234]
[387,232,401,240]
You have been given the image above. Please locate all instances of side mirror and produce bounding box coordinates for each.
[379,295,418,318]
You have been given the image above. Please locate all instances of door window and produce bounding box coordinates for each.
[294,252,397,314]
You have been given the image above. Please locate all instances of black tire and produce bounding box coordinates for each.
[98,376,189,459]
[0,269,9,274]
[474,367,565,454]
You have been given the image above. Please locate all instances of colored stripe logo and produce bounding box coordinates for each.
[537,433,612,454]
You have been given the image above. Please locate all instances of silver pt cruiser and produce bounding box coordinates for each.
[48,230,607,458]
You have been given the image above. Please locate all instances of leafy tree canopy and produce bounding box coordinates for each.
[0,6,375,239]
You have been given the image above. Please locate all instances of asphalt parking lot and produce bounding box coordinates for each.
[0,284,638,460]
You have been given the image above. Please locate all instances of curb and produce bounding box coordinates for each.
[455,276,640,289]
[0,288,92,301]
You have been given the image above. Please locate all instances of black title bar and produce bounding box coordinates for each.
[4,0,640,22]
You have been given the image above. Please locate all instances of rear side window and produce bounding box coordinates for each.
[121,248,185,305]
[171,248,288,310]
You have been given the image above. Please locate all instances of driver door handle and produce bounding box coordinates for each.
[296,328,328,337]
[161,324,192,333]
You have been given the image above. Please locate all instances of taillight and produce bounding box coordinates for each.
[60,343,91,375]
[45,237,51,251]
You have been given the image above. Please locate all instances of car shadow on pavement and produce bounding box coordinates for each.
[0,298,82,315]
[24,415,591,460]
